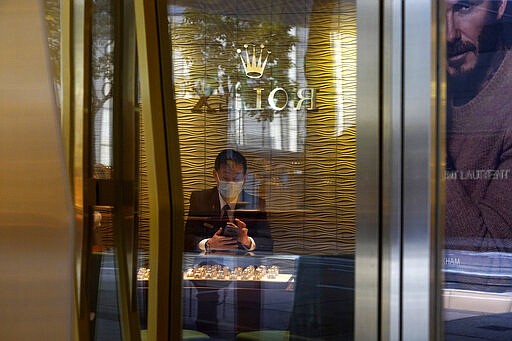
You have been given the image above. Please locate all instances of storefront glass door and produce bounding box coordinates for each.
[165,1,364,339]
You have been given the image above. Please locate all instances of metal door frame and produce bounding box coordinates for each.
[357,0,443,340]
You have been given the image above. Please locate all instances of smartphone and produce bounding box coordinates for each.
[222,225,239,237]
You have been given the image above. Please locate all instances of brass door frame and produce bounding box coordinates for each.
[135,1,184,340]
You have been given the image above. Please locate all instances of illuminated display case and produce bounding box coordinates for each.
[180,252,354,340]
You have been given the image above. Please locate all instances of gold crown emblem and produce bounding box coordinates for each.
[237,44,271,79]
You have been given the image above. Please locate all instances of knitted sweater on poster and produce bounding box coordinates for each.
[446,50,512,252]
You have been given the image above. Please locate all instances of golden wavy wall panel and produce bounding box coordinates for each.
[171,0,356,255]
[137,106,150,264]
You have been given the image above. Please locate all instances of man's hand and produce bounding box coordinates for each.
[207,228,238,250]
[207,218,250,250]
[234,218,251,248]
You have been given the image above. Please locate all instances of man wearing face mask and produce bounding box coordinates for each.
[184,149,273,253]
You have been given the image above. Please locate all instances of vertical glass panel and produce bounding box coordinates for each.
[88,1,121,340]
[91,0,115,174]
[136,84,151,334]
[443,1,512,339]
[90,206,122,340]
[44,0,62,111]
[168,1,357,339]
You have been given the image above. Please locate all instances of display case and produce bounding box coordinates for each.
[181,252,354,340]
[181,252,297,337]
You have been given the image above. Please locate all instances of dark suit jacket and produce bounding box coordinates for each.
[184,187,273,253]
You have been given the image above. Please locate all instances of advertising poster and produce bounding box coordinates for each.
[444,1,512,338]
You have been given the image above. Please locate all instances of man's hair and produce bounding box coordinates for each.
[214,149,247,173]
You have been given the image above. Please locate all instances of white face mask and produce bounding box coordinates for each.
[218,180,244,201]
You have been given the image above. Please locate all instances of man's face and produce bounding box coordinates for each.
[445,0,506,79]
[214,161,245,183]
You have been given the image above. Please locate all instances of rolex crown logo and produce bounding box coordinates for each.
[237,44,271,79]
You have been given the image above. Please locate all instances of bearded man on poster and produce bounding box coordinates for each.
[445,0,512,251]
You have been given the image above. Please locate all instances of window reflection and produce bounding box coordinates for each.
[171,6,301,152]
[169,0,356,339]
[170,0,357,255]
[44,0,62,112]
[91,0,115,173]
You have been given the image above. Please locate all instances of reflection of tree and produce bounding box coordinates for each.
[84,0,116,171]
[44,0,115,115]
[171,9,298,121]
[44,0,61,110]
[91,0,114,113]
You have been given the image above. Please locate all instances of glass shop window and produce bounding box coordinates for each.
[168,1,357,339]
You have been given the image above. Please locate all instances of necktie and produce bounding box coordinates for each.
[221,204,230,221]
